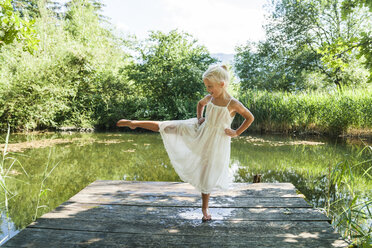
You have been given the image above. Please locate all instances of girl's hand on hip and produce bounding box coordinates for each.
[198,117,205,125]
[225,128,238,137]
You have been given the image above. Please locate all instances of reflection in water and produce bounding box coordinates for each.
[0,213,18,243]
[0,132,370,243]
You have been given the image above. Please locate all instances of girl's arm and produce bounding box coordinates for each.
[225,100,254,137]
[197,95,212,123]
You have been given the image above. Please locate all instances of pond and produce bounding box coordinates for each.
[0,131,371,244]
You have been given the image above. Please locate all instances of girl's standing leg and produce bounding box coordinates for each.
[116,119,160,132]
[202,193,212,220]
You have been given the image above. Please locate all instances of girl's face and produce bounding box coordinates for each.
[203,78,224,97]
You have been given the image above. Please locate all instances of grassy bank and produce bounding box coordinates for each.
[234,87,372,136]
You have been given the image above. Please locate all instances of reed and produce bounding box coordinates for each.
[0,126,28,245]
[0,126,60,244]
[236,87,372,135]
[321,143,372,247]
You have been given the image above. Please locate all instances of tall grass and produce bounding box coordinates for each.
[0,126,28,245]
[0,127,59,244]
[320,144,372,247]
[236,87,372,135]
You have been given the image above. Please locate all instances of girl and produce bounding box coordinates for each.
[117,65,254,222]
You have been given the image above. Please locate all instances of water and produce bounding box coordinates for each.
[0,132,370,244]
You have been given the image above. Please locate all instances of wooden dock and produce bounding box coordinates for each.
[3,180,348,247]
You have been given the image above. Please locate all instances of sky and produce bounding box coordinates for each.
[101,0,267,54]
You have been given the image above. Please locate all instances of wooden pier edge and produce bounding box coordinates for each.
[3,180,349,247]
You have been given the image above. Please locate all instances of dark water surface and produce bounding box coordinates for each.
[0,131,370,243]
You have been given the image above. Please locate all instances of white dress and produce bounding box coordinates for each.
[159,97,235,194]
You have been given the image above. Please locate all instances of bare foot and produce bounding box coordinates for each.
[117,119,136,129]
[202,208,212,222]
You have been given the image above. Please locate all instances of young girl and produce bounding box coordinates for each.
[117,65,254,222]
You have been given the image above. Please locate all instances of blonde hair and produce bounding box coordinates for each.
[202,64,230,87]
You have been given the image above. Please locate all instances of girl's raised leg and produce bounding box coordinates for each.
[201,193,212,221]
[116,119,160,132]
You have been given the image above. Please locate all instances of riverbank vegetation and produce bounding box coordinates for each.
[233,87,372,135]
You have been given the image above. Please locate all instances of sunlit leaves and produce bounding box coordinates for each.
[0,0,39,53]
[126,30,216,120]
[316,37,359,73]
[236,0,370,91]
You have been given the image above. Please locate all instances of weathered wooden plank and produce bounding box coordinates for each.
[38,203,330,221]
[3,181,347,247]
[3,228,349,248]
[77,180,301,198]
[68,193,311,208]
[90,180,297,190]
[28,218,342,239]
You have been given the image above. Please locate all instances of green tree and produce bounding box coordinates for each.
[235,0,371,91]
[0,0,39,52]
[341,0,372,17]
[0,0,131,131]
[267,0,371,88]
[341,0,372,82]
[127,30,216,120]
[234,40,318,92]
[65,0,108,23]
[11,0,62,19]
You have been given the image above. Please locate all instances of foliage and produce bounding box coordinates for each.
[235,0,371,91]
[234,41,318,92]
[340,0,372,83]
[0,0,131,131]
[0,3,218,130]
[0,0,39,52]
[126,30,216,120]
[321,145,372,246]
[235,86,372,134]
[341,0,372,17]
[0,127,28,245]
[11,0,62,19]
